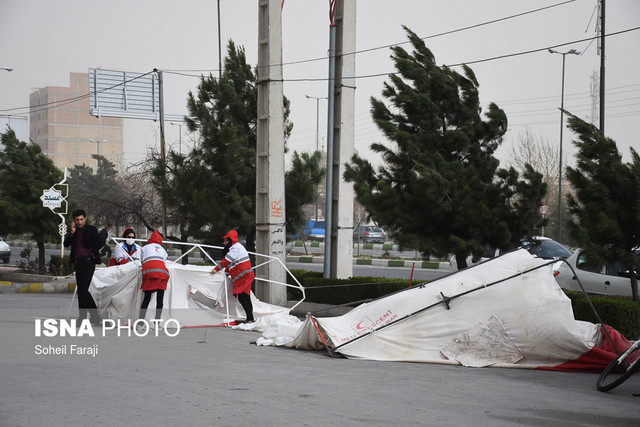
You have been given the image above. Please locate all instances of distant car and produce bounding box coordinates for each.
[0,238,10,264]
[450,237,571,271]
[304,220,325,241]
[553,249,639,297]
[353,225,386,244]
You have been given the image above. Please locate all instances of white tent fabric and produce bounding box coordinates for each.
[257,250,609,369]
[89,261,289,327]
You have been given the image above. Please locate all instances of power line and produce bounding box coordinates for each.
[0,70,156,114]
[4,25,639,119]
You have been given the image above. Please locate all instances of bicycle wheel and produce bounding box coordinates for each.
[597,344,640,392]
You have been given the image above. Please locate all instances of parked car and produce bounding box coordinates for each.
[450,237,571,271]
[304,220,326,241]
[353,225,386,244]
[553,249,639,297]
[519,237,572,260]
[0,238,10,264]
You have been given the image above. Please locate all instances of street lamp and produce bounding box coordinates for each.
[0,67,13,72]
[548,48,580,243]
[89,138,107,156]
[306,94,327,221]
[305,94,327,152]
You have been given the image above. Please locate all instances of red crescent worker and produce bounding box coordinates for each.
[210,230,255,323]
[140,230,169,324]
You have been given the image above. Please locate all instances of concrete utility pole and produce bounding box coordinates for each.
[599,0,606,134]
[157,69,168,237]
[255,0,286,305]
[326,0,356,279]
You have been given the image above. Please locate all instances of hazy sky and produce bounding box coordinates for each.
[1,0,638,169]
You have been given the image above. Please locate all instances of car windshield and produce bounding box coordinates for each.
[314,221,325,228]
[521,239,571,259]
[539,240,571,258]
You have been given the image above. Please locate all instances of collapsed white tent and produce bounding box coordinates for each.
[257,249,629,371]
[89,261,290,327]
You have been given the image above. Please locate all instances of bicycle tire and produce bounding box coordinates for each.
[596,344,640,392]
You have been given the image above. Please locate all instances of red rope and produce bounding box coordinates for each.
[309,315,329,347]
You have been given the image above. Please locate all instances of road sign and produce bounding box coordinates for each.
[41,189,63,209]
[539,205,549,215]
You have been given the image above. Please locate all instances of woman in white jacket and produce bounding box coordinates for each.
[113,227,141,265]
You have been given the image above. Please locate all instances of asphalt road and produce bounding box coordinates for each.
[1,293,639,426]
[286,261,448,282]
[6,244,448,282]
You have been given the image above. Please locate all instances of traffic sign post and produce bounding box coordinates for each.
[538,205,549,236]
[41,168,69,270]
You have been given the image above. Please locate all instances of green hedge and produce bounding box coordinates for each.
[571,295,640,340]
[287,269,410,305]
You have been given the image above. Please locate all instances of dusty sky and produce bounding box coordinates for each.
[1,0,638,169]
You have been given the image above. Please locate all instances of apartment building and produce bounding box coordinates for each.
[29,72,124,171]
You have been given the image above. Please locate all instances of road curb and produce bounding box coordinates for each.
[287,256,449,270]
[1,278,76,294]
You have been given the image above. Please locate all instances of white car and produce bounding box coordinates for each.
[450,237,570,271]
[553,249,639,297]
[0,238,10,264]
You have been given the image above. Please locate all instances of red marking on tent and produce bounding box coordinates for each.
[537,325,633,373]
[310,315,329,347]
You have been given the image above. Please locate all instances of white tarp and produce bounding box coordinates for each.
[89,261,289,327]
[257,250,610,369]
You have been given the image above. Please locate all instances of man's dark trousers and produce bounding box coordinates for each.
[75,258,97,319]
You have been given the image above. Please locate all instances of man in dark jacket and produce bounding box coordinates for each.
[63,209,105,324]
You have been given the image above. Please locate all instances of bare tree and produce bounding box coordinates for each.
[508,127,568,239]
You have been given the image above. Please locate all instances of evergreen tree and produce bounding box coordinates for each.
[162,40,292,252]
[0,129,63,272]
[344,27,546,268]
[565,114,640,301]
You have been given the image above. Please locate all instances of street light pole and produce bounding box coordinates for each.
[305,94,327,221]
[305,95,327,152]
[548,48,580,243]
[89,138,107,156]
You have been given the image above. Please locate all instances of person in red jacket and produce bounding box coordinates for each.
[210,230,255,323]
[140,230,169,324]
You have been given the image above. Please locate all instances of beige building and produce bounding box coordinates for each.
[29,72,124,171]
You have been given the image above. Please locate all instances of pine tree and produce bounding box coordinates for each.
[344,27,546,268]
[157,41,293,252]
[565,114,640,301]
[0,129,63,272]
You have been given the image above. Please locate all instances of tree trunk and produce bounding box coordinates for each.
[455,251,468,270]
[179,225,189,265]
[630,272,639,303]
[37,240,46,275]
